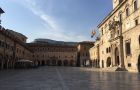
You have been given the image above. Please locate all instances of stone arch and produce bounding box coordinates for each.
[125,3,130,8]
[52,60,56,66]
[0,54,3,69]
[63,60,69,66]
[42,60,45,66]
[133,0,138,11]
[58,60,62,66]
[3,55,9,69]
[115,47,120,66]
[46,60,51,66]
[37,60,41,66]
[106,57,111,67]
[89,60,93,67]
[138,55,140,72]
[70,60,74,66]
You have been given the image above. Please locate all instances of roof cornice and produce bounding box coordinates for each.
[97,0,127,28]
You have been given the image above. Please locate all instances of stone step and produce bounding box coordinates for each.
[101,67,128,72]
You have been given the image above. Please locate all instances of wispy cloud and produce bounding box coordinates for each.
[19,0,89,42]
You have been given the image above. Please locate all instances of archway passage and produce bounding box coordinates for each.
[46,60,51,66]
[70,60,74,66]
[3,55,9,69]
[0,54,3,70]
[115,47,120,66]
[63,60,68,66]
[107,57,111,67]
[42,60,45,66]
[52,60,56,66]
[138,55,140,72]
[58,60,62,66]
[89,60,93,67]
[93,60,96,67]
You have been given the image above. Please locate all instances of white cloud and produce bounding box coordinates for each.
[21,0,89,42]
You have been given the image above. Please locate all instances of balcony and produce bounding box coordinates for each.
[109,21,122,40]
[110,29,120,39]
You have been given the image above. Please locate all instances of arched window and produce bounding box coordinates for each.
[106,48,108,53]
[109,47,111,52]
[119,13,122,23]
[134,0,138,11]
[126,7,129,17]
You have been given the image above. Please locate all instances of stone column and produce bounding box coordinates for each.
[119,23,125,68]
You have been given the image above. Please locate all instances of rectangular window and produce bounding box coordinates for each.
[126,8,129,17]
[135,19,138,26]
[106,48,108,53]
[109,47,111,52]
[125,42,131,55]
[128,63,131,67]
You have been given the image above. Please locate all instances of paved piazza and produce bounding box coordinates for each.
[0,67,140,90]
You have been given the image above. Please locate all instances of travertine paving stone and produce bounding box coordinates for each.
[0,66,140,90]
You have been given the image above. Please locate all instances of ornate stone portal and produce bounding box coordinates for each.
[109,21,125,68]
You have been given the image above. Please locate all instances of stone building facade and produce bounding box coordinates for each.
[27,42,77,66]
[89,39,100,68]
[96,0,140,72]
[0,7,79,69]
[77,42,94,67]
[0,28,78,69]
[0,28,33,69]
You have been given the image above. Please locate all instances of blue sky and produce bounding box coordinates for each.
[0,0,112,42]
